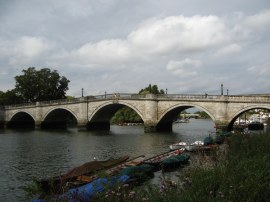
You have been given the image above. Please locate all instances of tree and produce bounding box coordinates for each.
[111,84,164,124]
[14,67,70,102]
[0,90,23,105]
[139,84,165,95]
[194,111,211,119]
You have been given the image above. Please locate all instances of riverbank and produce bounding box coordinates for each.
[92,131,270,201]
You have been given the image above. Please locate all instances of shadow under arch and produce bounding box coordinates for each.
[228,106,270,131]
[41,107,78,130]
[6,111,35,129]
[87,102,144,131]
[156,104,215,132]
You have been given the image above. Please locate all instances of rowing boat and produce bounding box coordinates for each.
[39,155,129,194]
[143,149,185,169]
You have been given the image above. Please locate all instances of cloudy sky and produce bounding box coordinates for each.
[0,0,270,97]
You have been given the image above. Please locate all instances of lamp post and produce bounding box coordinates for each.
[166,88,168,94]
[105,91,107,99]
[221,84,223,95]
[81,88,84,97]
[227,89,229,96]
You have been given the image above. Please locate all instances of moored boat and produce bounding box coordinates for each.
[248,121,264,130]
[61,175,130,202]
[169,141,187,150]
[38,156,130,194]
[143,149,185,169]
[161,153,190,170]
[184,140,204,152]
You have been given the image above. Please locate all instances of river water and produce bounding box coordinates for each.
[0,119,214,201]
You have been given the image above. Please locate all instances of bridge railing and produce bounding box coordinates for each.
[4,93,270,109]
[227,95,270,102]
[156,94,220,99]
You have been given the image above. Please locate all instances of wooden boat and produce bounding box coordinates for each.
[119,164,156,180]
[169,141,187,150]
[39,155,129,194]
[34,175,130,202]
[60,175,130,201]
[71,155,146,187]
[161,153,190,170]
[142,149,185,169]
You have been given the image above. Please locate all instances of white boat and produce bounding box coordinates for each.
[169,141,187,150]
[184,140,204,152]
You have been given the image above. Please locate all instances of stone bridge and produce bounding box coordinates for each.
[1,93,270,132]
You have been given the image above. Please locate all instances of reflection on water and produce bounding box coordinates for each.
[0,119,214,201]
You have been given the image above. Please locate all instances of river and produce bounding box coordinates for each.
[0,119,215,201]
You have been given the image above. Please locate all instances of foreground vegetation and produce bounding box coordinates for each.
[92,131,270,202]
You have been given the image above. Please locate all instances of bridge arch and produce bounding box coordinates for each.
[7,111,35,129]
[41,107,78,129]
[228,105,270,131]
[157,103,215,132]
[87,101,144,130]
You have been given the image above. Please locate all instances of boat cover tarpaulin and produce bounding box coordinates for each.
[119,164,156,178]
[61,175,129,202]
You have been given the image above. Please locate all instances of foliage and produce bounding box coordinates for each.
[0,89,23,105]
[14,67,70,102]
[111,107,142,124]
[111,84,164,124]
[194,111,211,119]
[139,84,165,95]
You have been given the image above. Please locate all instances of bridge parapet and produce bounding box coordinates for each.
[4,93,270,110]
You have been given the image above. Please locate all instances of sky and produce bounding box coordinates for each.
[0,0,270,97]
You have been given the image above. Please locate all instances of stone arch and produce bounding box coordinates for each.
[88,101,144,122]
[228,105,270,131]
[7,111,35,129]
[87,101,144,130]
[156,103,215,132]
[158,103,215,122]
[42,107,78,122]
[41,107,78,129]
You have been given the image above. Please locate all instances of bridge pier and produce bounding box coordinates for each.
[144,123,157,133]
[215,121,229,133]
[35,121,42,130]
[86,121,110,131]
[144,121,173,133]
[156,122,173,132]
[0,121,5,129]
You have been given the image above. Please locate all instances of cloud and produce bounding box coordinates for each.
[0,36,53,65]
[73,39,133,66]
[248,62,270,76]
[214,43,242,58]
[128,15,229,54]
[66,14,231,69]
[166,58,201,77]
[244,9,270,31]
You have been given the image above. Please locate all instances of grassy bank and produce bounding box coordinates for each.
[93,132,270,202]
